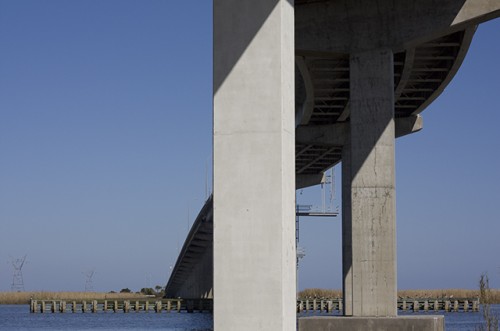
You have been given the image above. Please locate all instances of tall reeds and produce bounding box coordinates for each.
[476,273,499,331]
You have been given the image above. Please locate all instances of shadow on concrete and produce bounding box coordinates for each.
[213,0,283,94]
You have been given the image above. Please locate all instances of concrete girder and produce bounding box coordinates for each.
[296,173,326,189]
[295,0,500,53]
[296,115,423,147]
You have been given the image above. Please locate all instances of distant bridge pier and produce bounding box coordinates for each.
[213,1,296,331]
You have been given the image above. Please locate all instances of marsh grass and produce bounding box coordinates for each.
[298,288,500,303]
[0,291,150,305]
[476,273,499,331]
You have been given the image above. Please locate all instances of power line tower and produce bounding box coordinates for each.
[10,255,27,292]
[83,269,95,292]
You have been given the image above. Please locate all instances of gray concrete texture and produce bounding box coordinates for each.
[213,1,296,330]
[299,316,444,331]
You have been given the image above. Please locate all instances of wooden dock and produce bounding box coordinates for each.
[30,298,213,313]
[296,298,480,313]
[30,297,479,314]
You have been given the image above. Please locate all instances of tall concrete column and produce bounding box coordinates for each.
[341,130,353,316]
[213,1,296,330]
[348,49,397,317]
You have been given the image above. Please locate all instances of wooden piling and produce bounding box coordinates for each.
[454,300,459,312]
[82,301,87,313]
[402,300,407,311]
[51,301,56,313]
[444,300,450,312]
[177,300,181,313]
[424,300,429,312]
[72,301,77,313]
[413,301,419,312]
[155,300,162,313]
[327,300,333,313]
[472,300,479,312]
[124,301,130,313]
[463,300,469,312]
[434,300,439,312]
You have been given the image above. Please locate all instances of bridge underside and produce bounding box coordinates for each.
[166,1,499,330]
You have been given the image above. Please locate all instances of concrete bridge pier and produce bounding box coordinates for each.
[344,48,397,317]
[213,1,296,330]
[303,49,444,331]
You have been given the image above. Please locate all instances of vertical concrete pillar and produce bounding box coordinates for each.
[213,1,296,330]
[347,49,397,317]
[341,132,352,316]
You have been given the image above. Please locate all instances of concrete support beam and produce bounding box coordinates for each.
[452,0,500,28]
[346,49,397,317]
[295,0,500,53]
[213,1,296,330]
[395,115,423,138]
[296,173,325,190]
[296,115,422,146]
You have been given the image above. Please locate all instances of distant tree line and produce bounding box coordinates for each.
[116,285,165,297]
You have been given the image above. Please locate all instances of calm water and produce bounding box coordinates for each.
[1,305,499,330]
[0,305,213,331]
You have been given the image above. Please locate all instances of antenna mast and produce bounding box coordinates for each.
[10,255,27,292]
[84,269,95,292]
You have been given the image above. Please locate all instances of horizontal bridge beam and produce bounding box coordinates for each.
[296,115,423,147]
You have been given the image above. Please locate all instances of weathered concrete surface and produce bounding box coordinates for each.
[347,49,396,316]
[213,1,296,330]
[296,0,500,53]
[299,316,444,331]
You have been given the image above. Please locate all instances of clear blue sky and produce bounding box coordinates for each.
[0,1,498,292]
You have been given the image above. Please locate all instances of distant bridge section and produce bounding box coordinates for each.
[165,196,213,299]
